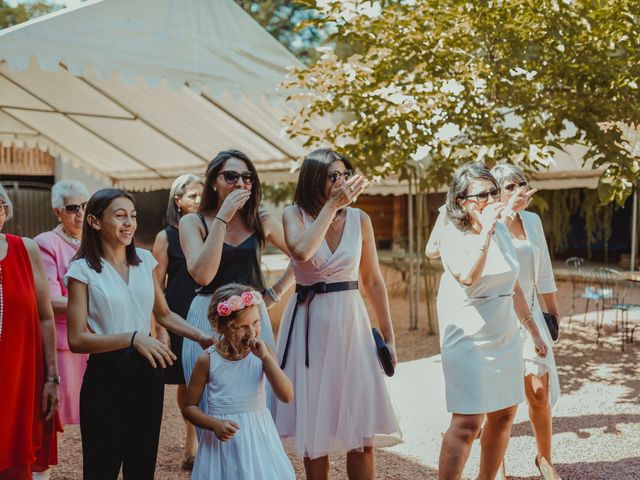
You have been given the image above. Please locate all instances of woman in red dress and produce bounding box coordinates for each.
[0,184,61,479]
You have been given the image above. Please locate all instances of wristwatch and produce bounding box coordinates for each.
[45,376,61,385]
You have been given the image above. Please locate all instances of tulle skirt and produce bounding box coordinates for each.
[273,290,402,459]
[192,407,295,480]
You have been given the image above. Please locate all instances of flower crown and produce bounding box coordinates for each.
[216,290,262,317]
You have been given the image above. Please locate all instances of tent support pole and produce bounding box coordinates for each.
[408,175,415,329]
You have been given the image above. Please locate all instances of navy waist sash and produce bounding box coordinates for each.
[279,281,359,369]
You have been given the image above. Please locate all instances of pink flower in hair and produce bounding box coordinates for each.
[252,291,262,305]
[226,295,244,311]
[241,291,254,306]
[217,302,232,317]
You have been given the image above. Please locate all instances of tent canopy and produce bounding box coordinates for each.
[0,0,311,190]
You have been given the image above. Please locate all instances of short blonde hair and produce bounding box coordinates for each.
[0,184,14,221]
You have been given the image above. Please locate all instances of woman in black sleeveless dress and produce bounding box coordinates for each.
[179,150,293,395]
[152,174,203,469]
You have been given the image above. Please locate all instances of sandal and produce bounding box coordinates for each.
[536,455,562,480]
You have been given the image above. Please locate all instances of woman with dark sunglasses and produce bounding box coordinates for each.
[491,163,562,480]
[273,148,401,479]
[33,181,90,434]
[435,163,547,480]
[179,150,294,409]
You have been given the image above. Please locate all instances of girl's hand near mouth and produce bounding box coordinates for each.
[247,338,269,360]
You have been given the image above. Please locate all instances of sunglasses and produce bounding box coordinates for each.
[328,170,354,183]
[218,171,255,185]
[64,202,87,213]
[461,188,501,204]
[503,181,528,192]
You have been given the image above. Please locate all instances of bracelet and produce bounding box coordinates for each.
[264,287,281,304]
[214,216,228,225]
[520,314,533,325]
[130,330,138,348]
[45,376,60,385]
[502,209,516,222]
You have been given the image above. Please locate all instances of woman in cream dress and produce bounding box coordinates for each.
[491,163,562,480]
[435,163,548,480]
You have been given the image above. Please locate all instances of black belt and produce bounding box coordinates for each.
[280,281,359,369]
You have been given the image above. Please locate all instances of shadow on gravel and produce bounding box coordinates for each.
[288,448,439,480]
[553,320,640,405]
[510,413,640,439]
[508,456,640,480]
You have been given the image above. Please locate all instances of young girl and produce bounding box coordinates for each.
[65,188,214,479]
[183,283,295,480]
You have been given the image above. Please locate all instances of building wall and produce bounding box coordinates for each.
[55,156,112,194]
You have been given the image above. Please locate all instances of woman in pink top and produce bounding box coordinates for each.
[34,180,90,426]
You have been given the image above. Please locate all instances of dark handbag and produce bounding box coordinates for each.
[530,260,560,342]
[543,312,559,341]
[372,328,395,377]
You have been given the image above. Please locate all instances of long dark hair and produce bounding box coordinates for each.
[199,150,265,247]
[294,148,354,217]
[74,188,141,272]
[445,163,498,232]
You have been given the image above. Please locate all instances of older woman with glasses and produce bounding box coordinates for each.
[33,180,90,429]
[491,163,562,480]
[0,185,60,479]
[436,163,547,480]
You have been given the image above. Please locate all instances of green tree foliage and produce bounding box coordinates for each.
[235,0,321,63]
[0,0,56,29]
[284,0,640,200]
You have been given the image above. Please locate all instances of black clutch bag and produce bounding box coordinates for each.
[543,312,559,341]
[372,328,395,377]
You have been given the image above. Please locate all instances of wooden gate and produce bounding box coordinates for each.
[1,181,56,238]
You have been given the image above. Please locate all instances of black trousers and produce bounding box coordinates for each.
[80,348,164,480]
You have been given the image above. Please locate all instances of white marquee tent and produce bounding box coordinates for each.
[0,0,321,190]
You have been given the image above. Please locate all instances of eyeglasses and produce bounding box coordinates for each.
[64,203,87,214]
[0,203,7,215]
[218,171,255,185]
[460,188,501,203]
[503,181,528,192]
[328,170,354,183]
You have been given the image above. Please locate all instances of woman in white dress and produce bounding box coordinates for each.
[436,163,548,480]
[491,163,562,480]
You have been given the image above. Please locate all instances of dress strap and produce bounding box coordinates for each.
[197,213,209,236]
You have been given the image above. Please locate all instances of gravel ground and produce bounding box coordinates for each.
[51,279,639,479]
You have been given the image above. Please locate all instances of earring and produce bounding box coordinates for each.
[213,186,217,192]
[177,206,182,214]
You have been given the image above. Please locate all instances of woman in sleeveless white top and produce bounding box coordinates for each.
[275,150,401,479]
[435,164,548,480]
[492,163,562,479]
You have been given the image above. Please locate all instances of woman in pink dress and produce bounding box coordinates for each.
[274,149,401,480]
[34,180,90,426]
